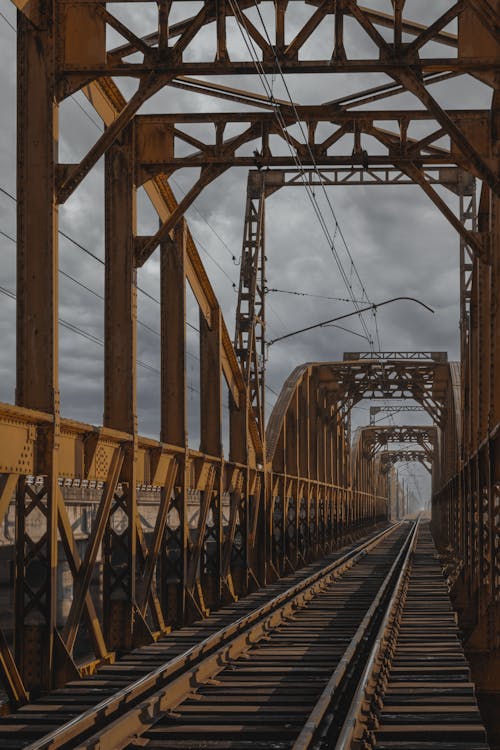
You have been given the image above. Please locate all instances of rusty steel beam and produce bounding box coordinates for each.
[262,166,475,191]
[15,0,60,693]
[234,172,267,446]
[380,449,433,471]
[361,425,436,462]
[52,0,488,90]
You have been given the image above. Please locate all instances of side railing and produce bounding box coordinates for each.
[432,424,500,651]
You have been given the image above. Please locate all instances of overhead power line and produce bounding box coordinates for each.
[1,184,292,344]
[171,177,240,266]
[0,282,211,400]
[0,9,342,349]
[268,297,434,346]
[0,10,16,32]
[0,7,378,357]
[227,0,381,351]
[0,282,163,378]
[267,287,369,304]
[0,220,201,361]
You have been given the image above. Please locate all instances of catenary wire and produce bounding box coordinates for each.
[0,283,210,397]
[0,7,364,348]
[1,187,287,342]
[228,0,380,349]
[0,5,377,398]
[267,287,370,303]
[0,224,202,361]
[249,0,382,349]
[171,177,240,265]
[0,9,15,32]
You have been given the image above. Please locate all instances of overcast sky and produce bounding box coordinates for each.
[0,0,492,502]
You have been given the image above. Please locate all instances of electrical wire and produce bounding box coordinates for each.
[324,323,370,341]
[0,6,381,420]
[0,11,236,412]
[228,0,381,350]
[267,287,369,304]
[0,184,203,332]
[0,221,202,360]
[0,282,210,400]
[265,383,279,396]
[0,281,165,377]
[0,7,377,350]
[0,10,15,32]
[170,175,296,343]
[0,186,202,333]
[190,230,238,289]
[171,177,240,265]
[250,0,382,350]
[172,186,287,337]
[0,186,201,334]
[71,94,103,131]
[2,186,283,344]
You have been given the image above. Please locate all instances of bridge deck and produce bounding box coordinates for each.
[0,526,385,748]
[0,520,489,750]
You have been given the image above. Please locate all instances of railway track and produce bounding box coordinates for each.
[301,521,489,750]
[0,524,396,748]
[365,523,489,750]
[1,520,489,750]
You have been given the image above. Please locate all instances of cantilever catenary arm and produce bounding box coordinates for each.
[267,298,435,346]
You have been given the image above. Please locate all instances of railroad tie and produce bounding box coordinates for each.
[371,522,489,750]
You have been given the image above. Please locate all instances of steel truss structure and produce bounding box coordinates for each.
[351,427,435,521]
[1,0,500,730]
[322,353,449,425]
[360,425,436,462]
[380,449,432,473]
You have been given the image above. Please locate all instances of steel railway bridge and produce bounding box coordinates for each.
[0,1,499,748]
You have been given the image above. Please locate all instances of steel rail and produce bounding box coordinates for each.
[292,517,419,750]
[333,515,421,750]
[76,523,412,750]
[23,523,404,750]
[75,522,416,750]
[366,522,489,748]
[73,523,415,750]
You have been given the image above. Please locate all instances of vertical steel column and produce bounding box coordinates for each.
[15,1,59,691]
[229,329,252,595]
[488,88,500,433]
[160,220,188,625]
[286,390,300,563]
[234,172,266,442]
[491,439,500,608]
[103,123,139,651]
[199,308,223,609]
[459,174,476,367]
[491,193,500,425]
